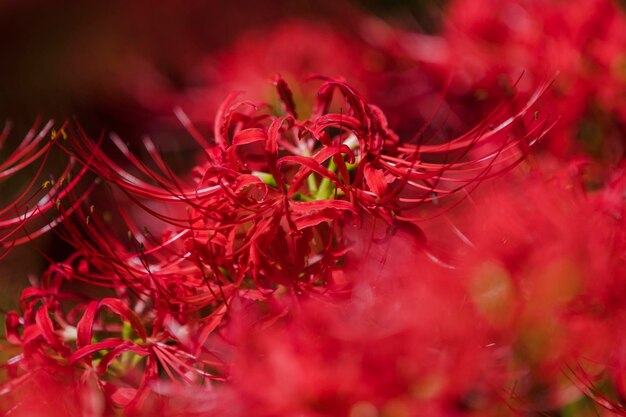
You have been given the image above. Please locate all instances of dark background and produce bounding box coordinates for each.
[0,0,444,132]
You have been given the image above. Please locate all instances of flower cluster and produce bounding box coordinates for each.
[398,0,626,160]
[209,163,626,417]
[2,1,626,417]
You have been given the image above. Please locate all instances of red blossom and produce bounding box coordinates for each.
[9,3,626,412]
[58,76,549,297]
[0,120,90,257]
[139,161,626,417]
[0,73,551,415]
[392,0,626,161]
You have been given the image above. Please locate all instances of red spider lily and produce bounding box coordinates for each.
[391,0,626,161]
[4,2,626,416]
[0,120,91,258]
[59,76,551,299]
[115,162,625,417]
[429,160,626,413]
[0,75,551,415]
[212,224,500,417]
[1,258,226,416]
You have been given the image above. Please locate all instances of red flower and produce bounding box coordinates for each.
[394,0,626,160]
[0,120,90,257]
[1,73,549,415]
[61,75,549,296]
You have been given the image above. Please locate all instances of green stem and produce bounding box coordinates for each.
[315,158,336,200]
